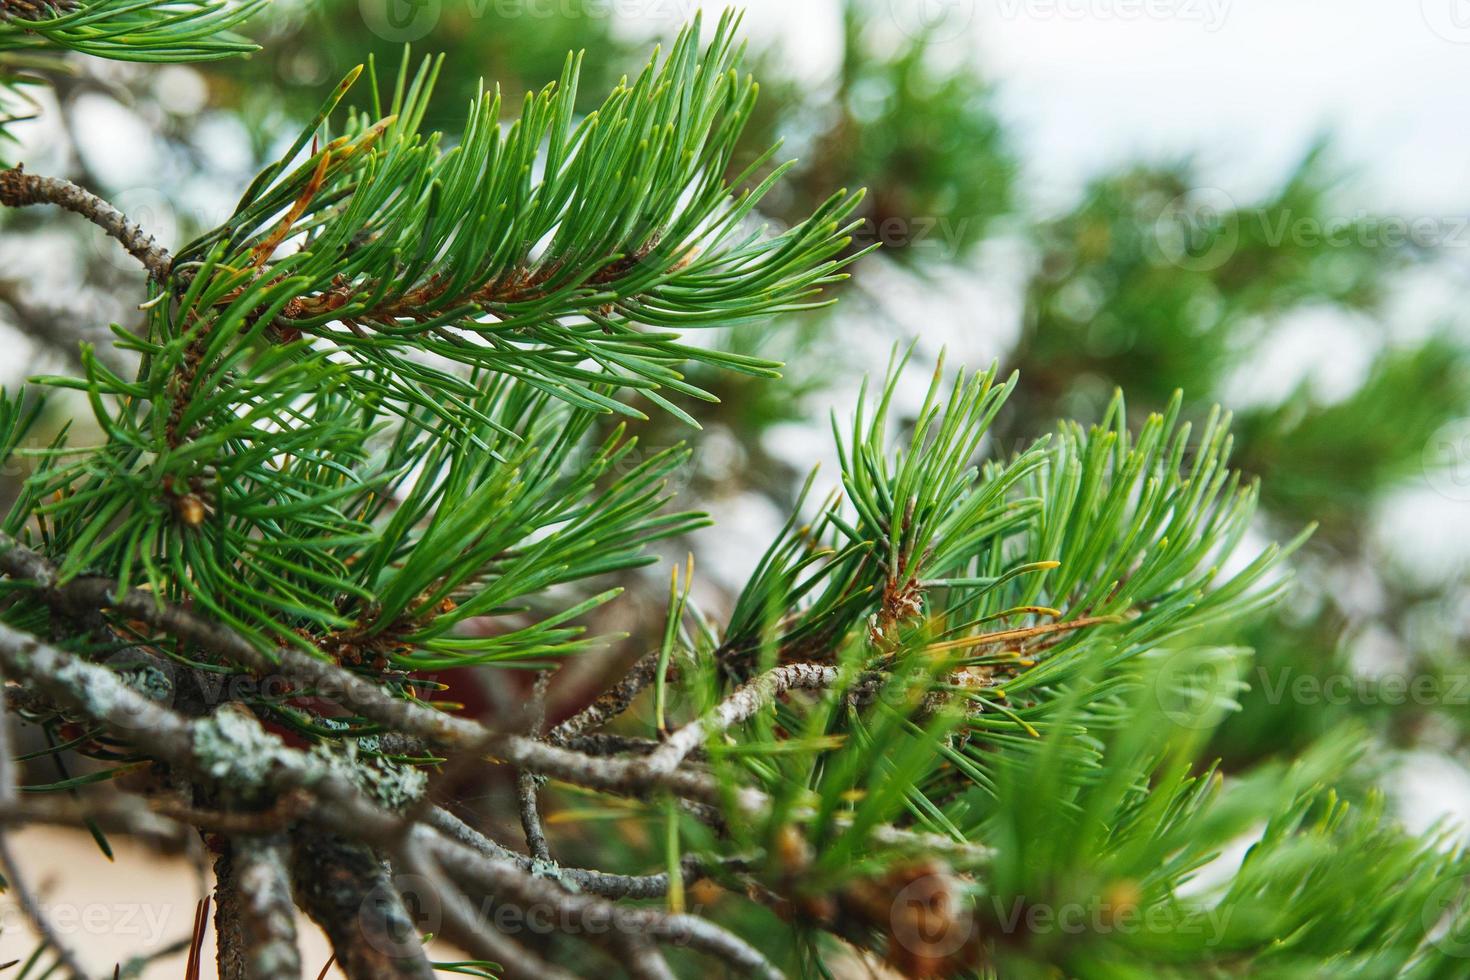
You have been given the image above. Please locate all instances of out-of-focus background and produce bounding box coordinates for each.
[2,0,1469,973]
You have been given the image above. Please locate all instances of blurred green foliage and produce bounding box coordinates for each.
[194,0,645,165]
[1013,146,1402,425]
[748,0,1016,266]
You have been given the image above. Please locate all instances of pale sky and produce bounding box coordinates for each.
[692,0,1470,214]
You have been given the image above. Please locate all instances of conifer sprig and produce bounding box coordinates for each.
[7,12,858,681]
[0,0,263,148]
[0,0,260,60]
[173,12,866,422]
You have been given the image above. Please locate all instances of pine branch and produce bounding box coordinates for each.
[0,0,263,148]
[0,529,993,862]
[213,836,301,980]
[515,669,554,863]
[644,662,839,776]
[0,0,262,60]
[0,620,797,976]
[395,845,576,980]
[0,166,174,279]
[166,13,864,422]
[547,649,668,746]
[6,10,1454,975]
[290,830,434,980]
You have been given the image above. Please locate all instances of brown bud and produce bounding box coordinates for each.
[176,493,206,526]
[774,824,813,872]
[1100,878,1142,927]
[689,878,723,909]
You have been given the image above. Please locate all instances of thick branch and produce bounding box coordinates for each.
[0,621,404,847]
[0,536,743,807]
[290,830,434,980]
[215,836,302,980]
[0,539,988,866]
[0,623,787,977]
[396,844,579,980]
[0,534,484,746]
[0,166,174,280]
